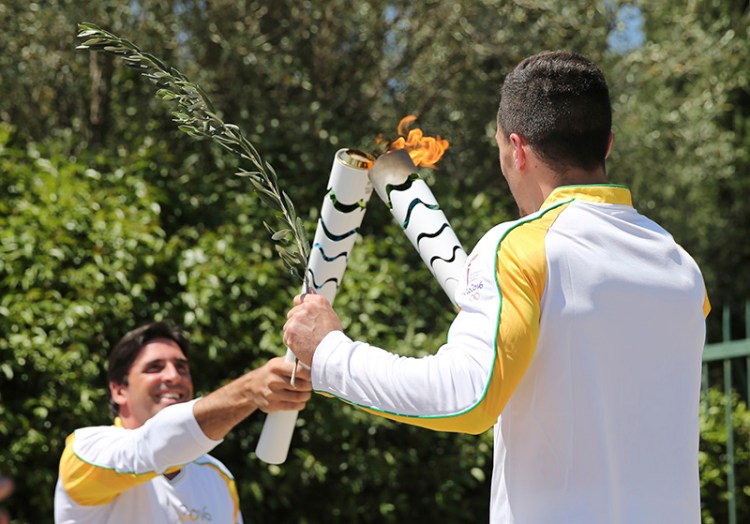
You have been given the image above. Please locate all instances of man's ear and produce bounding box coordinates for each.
[509,133,527,170]
[605,132,614,159]
[110,381,127,406]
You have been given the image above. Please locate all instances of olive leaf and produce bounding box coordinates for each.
[76,22,309,282]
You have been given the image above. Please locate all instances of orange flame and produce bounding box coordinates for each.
[387,115,449,169]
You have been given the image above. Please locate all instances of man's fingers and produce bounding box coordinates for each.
[290,365,311,382]
[264,400,311,413]
[270,388,311,402]
[264,364,311,390]
[261,389,312,413]
[282,375,312,391]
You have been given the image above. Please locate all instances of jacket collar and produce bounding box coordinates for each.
[542,184,632,209]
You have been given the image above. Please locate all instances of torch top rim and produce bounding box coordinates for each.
[338,148,375,170]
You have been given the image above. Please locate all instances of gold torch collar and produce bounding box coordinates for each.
[337,148,375,170]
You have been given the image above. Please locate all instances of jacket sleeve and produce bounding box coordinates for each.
[58,399,221,506]
[311,216,551,434]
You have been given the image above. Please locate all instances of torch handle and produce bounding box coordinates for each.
[254,348,298,464]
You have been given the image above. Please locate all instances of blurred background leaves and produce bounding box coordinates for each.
[0,1,748,522]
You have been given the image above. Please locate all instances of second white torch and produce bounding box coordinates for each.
[255,148,375,464]
[368,149,467,306]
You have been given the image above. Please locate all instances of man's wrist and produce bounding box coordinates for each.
[311,330,350,389]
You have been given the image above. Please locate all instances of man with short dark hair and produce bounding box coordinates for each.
[54,321,311,523]
[284,51,710,523]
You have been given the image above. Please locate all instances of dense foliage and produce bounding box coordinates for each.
[700,389,750,524]
[1,1,748,522]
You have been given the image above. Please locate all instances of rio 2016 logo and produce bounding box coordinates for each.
[463,280,484,301]
[178,504,213,522]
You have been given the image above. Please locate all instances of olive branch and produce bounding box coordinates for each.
[76,22,309,281]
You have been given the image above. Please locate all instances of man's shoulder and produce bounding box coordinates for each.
[474,208,561,256]
[69,421,122,438]
[72,422,119,433]
[473,219,523,252]
[65,423,119,444]
[60,423,126,464]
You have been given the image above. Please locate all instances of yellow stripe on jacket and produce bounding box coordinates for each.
[356,203,568,433]
[196,460,242,523]
[59,432,181,506]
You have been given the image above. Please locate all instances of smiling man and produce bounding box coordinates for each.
[54,321,311,524]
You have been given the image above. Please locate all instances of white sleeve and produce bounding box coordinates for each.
[72,399,221,474]
[310,230,502,433]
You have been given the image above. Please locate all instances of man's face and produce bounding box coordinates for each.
[110,338,194,429]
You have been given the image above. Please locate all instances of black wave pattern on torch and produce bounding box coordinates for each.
[429,245,464,267]
[313,243,349,262]
[319,219,358,242]
[384,174,441,229]
[383,173,420,209]
[400,198,440,229]
[417,222,451,249]
[305,268,339,292]
[385,173,464,288]
[307,199,362,293]
[329,189,368,213]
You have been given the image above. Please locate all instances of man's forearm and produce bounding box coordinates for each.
[193,375,259,441]
[311,331,497,433]
[193,357,312,441]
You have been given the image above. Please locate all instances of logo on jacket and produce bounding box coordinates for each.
[178,504,213,522]
[462,253,483,301]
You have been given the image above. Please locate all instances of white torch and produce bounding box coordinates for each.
[368,148,467,306]
[255,148,374,464]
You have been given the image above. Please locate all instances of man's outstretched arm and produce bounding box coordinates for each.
[193,356,312,440]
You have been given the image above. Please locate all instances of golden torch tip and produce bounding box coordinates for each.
[339,148,375,169]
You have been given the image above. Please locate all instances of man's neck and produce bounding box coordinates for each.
[556,166,608,186]
[540,168,608,205]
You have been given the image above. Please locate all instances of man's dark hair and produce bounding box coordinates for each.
[497,50,612,173]
[107,320,190,417]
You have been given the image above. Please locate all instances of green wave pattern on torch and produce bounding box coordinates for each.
[400,198,440,229]
[384,173,421,209]
[328,190,368,213]
[313,243,348,262]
